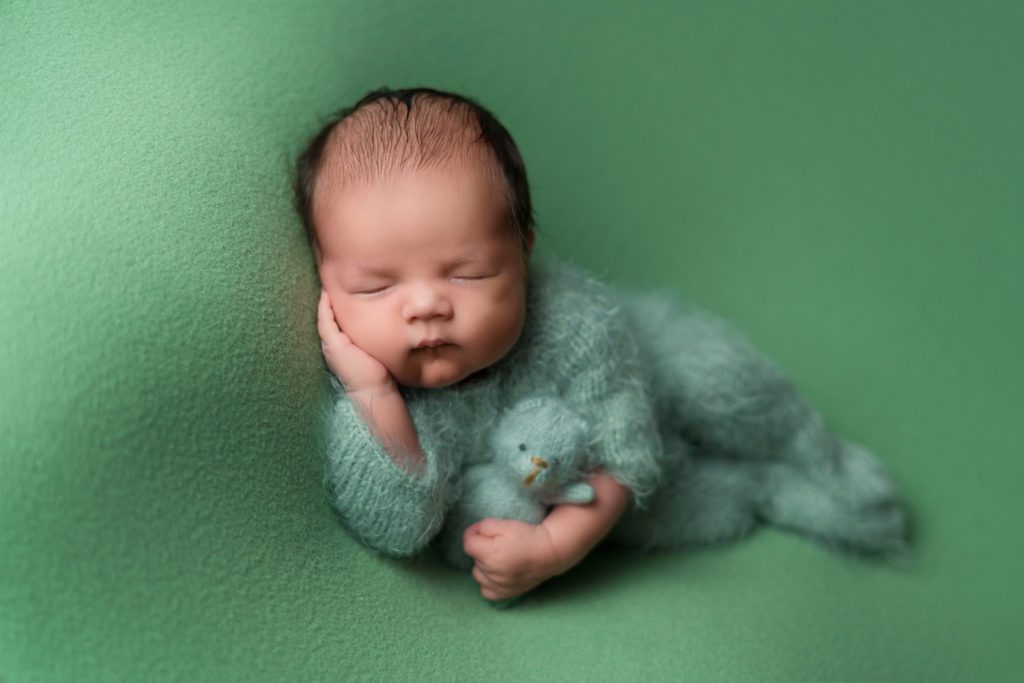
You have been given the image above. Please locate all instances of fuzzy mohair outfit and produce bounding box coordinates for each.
[321,253,908,562]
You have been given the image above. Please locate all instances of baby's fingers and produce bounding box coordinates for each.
[317,289,348,345]
[463,525,495,562]
[473,564,508,599]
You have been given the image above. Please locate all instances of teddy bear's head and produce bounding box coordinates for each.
[488,396,592,492]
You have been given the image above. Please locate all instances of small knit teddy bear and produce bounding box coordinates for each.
[437,396,598,571]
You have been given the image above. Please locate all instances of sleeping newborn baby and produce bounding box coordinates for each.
[294,86,909,602]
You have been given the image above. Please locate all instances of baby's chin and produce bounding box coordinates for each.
[403,376,461,389]
[392,352,476,389]
[398,373,467,390]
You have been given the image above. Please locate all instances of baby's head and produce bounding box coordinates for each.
[294,87,536,389]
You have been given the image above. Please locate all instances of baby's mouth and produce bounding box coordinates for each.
[414,338,452,350]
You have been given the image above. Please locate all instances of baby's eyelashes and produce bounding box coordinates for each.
[351,275,497,297]
[354,285,393,297]
[451,273,496,282]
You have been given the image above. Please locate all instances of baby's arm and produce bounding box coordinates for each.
[319,289,425,475]
[463,471,630,601]
[345,385,426,477]
[318,290,445,557]
[542,470,632,573]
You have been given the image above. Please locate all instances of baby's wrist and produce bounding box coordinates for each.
[344,378,399,397]
[537,523,575,576]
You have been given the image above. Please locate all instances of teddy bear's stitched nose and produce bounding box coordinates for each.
[524,456,549,486]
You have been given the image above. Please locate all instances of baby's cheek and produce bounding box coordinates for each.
[482,291,526,343]
[339,305,395,355]
[328,297,354,330]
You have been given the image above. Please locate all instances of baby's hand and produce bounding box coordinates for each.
[463,518,565,601]
[317,289,393,393]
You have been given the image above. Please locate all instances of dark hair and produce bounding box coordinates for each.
[292,86,536,258]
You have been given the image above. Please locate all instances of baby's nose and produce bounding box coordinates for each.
[402,286,453,321]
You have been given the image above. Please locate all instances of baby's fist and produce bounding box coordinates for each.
[463,518,564,601]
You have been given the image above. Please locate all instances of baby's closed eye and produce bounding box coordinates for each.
[354,285,393,297]
[451,273,497,282]
[352,274,497,297]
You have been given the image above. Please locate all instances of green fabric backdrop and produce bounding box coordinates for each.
[2,1,1021,680]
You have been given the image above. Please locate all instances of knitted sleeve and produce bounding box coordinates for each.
[320,376,451,559]
[557,281,666,513]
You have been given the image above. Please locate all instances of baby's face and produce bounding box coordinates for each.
[315,164,532,389]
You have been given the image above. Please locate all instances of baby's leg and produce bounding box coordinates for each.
[608,437,765,552]
[625,290,843,469]
[610,433,909,557]
[622,290,815,466]
[610,454,909,556]
[618,291,910,555]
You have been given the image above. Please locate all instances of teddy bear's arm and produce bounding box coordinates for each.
[545,482,595,505]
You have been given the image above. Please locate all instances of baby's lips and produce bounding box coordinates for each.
[414,337,452,349]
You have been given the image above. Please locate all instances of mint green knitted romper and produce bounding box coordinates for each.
[321,253,907,562]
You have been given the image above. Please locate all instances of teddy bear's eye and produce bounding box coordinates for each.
[518,443,527,452]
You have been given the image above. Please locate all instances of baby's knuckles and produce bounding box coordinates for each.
[489,523,562,588]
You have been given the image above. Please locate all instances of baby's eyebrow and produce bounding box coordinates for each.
[444,254,486,268]
[349,264,392,276]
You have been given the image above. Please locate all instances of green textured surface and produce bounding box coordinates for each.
[2,1,1021,680]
